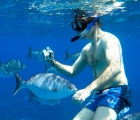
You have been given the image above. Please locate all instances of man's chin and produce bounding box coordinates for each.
[80,37,84,39]
[80,35,86,39]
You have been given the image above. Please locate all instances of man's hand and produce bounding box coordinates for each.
[43,47,54,60]
[72,89,91,104]
[43,47,55,65]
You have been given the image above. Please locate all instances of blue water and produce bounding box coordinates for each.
[0,0,140,119]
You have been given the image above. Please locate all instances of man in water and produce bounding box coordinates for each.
[43,11,131,120]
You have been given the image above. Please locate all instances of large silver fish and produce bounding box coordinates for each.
[27,46,45,62]
[14,73,77,99]
[2,59,26,73]
[29,90,60,106]
[64,50,81,62]
[120,112,140,120]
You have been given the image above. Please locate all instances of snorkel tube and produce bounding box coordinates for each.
[71,17,99,42]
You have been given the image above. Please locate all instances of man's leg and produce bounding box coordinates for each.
[73,108,94,120]
[93,106,118,120]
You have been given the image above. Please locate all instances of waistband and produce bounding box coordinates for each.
[98,85,129,95]
[101,85,129,91]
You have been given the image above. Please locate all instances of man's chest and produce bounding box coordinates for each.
[86,46,106,67]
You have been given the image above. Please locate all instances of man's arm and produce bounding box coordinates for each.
[49,48,87,78]
[86,39,122,92]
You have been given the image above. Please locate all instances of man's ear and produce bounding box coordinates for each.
[97,23,100,27]
[97,20,102,27]
[95,22,98,27]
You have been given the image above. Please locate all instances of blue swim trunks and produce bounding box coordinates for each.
[85,85,131,115]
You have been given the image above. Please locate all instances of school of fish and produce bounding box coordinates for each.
[1,46,139,119]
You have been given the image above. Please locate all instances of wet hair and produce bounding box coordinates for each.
[73,8,102,27]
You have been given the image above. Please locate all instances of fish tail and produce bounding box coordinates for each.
[64,50,70,60]
[13,72,25,96]
[27,46,32,59]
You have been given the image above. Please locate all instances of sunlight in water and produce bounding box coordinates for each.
[26,0,129,25]
[29,0,126,15]
[0,0,138,36]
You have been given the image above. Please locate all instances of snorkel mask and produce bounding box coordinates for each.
[71,15,100,42]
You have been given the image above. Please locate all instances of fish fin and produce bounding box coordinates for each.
[28,90,36,99]
[27,46,32,59]
[29,91,40,104]
[0,62,3,69]
[13,72,25,96]
[64,50,70,61]
[44,64,49,73]
[28,90,40,104]
[4,69,11,74]
[36,100,40,104]
[7,71,14,75]
[30,96,34,102]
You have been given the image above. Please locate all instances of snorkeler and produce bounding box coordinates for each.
[43,10,131,120]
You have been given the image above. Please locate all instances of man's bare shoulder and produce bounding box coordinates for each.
[103,32,119,42]
[80,43,91,56]
[102,32,121,48]
[101,32,122,55]
[82,43,91,51]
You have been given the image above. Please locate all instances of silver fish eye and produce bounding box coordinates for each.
[68,86,72,90]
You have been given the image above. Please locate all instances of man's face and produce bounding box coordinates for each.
[70,15,100,42]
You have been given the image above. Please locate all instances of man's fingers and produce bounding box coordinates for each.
[73,93,77,98]
[72,93,85,104]
[81,97,85,102]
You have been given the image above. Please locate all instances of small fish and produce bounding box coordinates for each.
[29,90,60,106]
[114,18,127,23]
[45,65,61,76]
[14,72,77,100]
[129,11,140,16]
[0,68,14,78]
[27,46,46,62]
[120,112,140,120]
[64,50,81,62]
[0,62,14,77]
[3,59,26,73]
